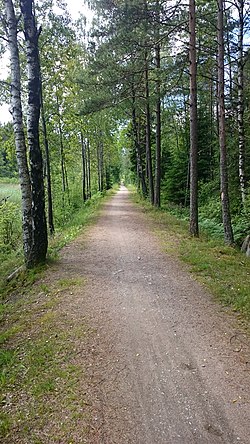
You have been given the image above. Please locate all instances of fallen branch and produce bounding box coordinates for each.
[6,265,25,283]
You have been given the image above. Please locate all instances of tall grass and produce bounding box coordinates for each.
[131,191,250,322]
[0,182,21,205]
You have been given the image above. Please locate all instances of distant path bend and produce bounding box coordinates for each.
[58,186,250,444]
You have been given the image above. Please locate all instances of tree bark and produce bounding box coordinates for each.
[41,85,54,235]
[154,0,161,208]
[236,0,246,206]
[56,92,66,194]
[100,139,104,191]
[217,0,234,245]
[144,50,154,205]
[5,0,33,264]
[87,139,92,198]
[20,0,48,265]
[131,82,147,197]
[97,135,104,192]
[80,131,87,202]
[189,0,199,237]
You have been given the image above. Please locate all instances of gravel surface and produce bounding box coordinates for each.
[52,186,250,443]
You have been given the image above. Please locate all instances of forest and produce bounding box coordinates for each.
[0,0,250,277]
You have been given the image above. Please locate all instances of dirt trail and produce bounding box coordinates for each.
[51,187,250,443]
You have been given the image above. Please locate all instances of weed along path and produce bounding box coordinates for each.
[40,187,250,442]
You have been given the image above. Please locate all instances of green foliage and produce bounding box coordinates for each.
[232,194,250,245]
[0,123,17,178]
[0,201,22,253]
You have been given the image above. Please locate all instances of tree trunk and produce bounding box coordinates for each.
[100,139,104,191]
[217,0,234,245]
[225,10,234,112]
[237,0,246,206]
[80,131,87,202]
[41,86,54,235]
[87,139,91,198]
[189,0,199,237]
[144,50,154,205]
[209,74,215,181]
[56,92,66,194]
[5,0,33,264]
[131,83,147,197]
[20,0,48,266]
[154,0,161,208]
[97,137,104,192]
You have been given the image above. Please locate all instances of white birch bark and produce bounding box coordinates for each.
[20,0,48,265]
[4,0,32,263]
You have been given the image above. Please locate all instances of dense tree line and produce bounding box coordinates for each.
[0,0,121,268]
[85,0,250,245]
[1,0,250,269]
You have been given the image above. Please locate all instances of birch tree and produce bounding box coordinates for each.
[4,0,33,264]
[20,0,48,265]
[4,0,48,267]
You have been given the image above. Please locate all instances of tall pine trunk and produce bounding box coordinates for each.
[131,82,147,196]
[189,0,199,236]
[144,50,154,205]
[217,0,234,245]
[237,0,246,206]
[5,0,33,264]
[154,0,161,208]
[97,135,104,192]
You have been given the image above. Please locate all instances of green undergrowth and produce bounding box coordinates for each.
[0,276,91,442]
[132,192,250,323]
[0,187,117,297]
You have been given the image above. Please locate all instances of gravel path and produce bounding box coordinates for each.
[54,186,250,443]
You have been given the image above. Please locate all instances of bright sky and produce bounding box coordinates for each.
[66,0,94,23]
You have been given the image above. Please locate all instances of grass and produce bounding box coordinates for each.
[0,186,118,441]
[131,191,250,323]
[0,277,90,442]
[0,181,21,205]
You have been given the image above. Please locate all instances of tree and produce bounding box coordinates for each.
[154,0,161,208]
[4,0,33,265]
[236,0,246,206]
[4,0,48,267]
[20,0,48,265]
[189,0,199,236]
[80,131,87,202]
[40,86,54,235]
[217,0,234,245]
